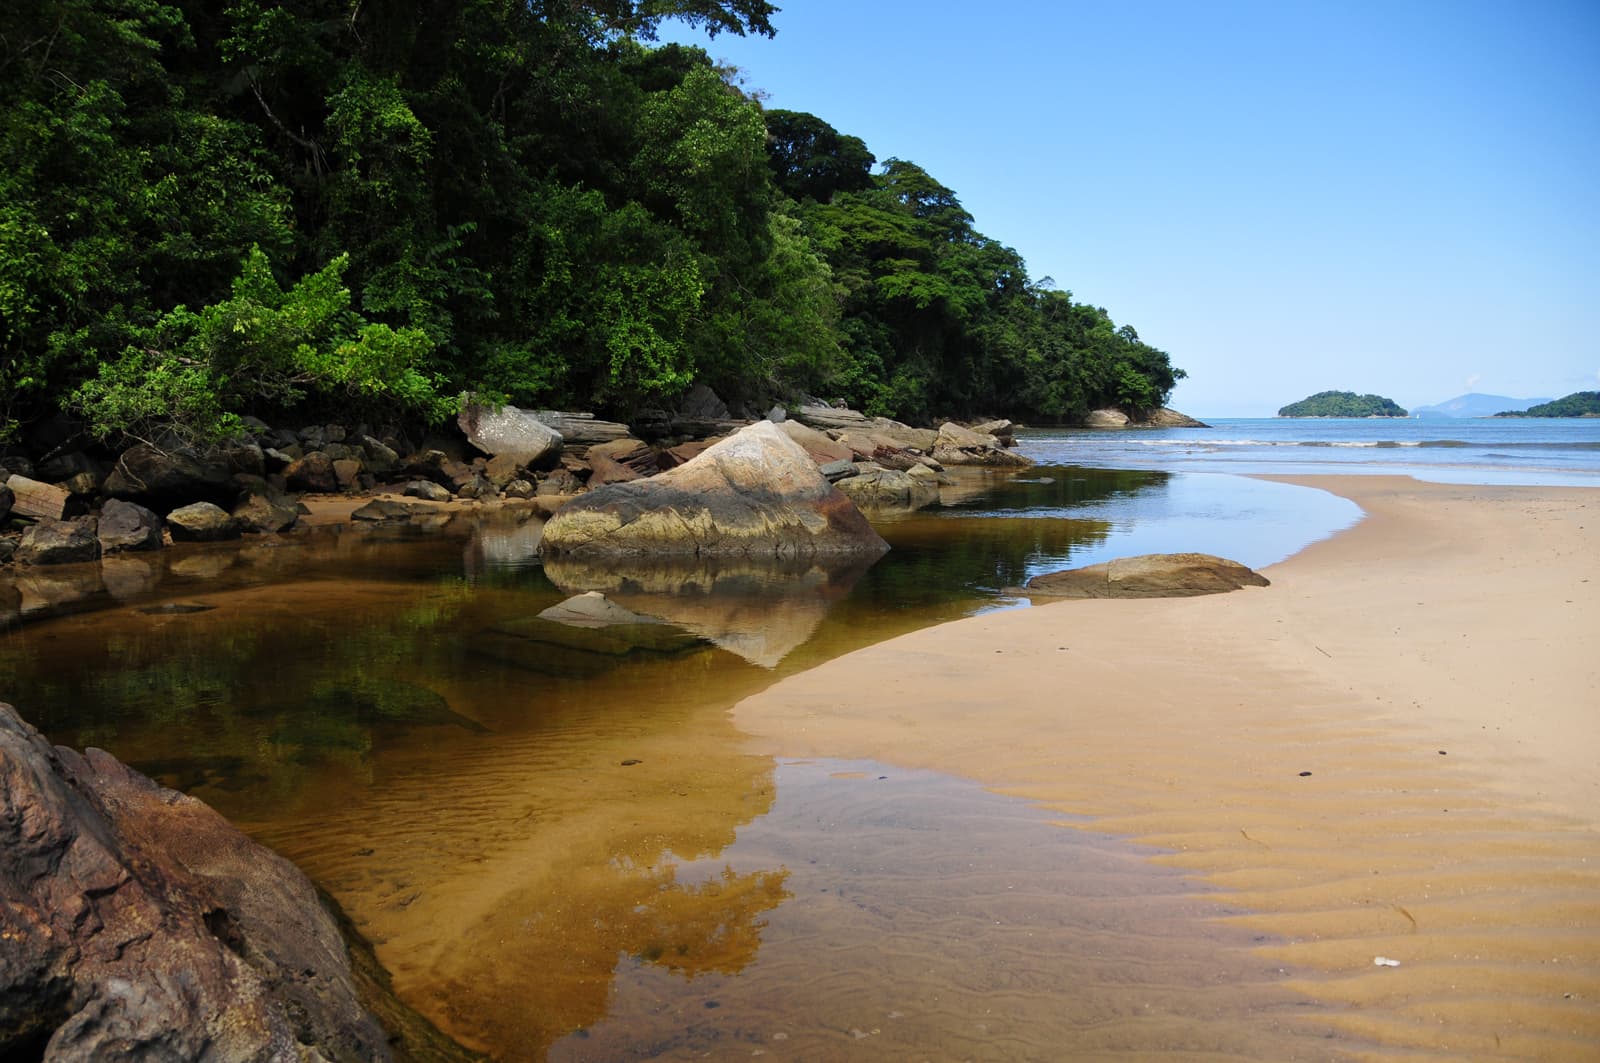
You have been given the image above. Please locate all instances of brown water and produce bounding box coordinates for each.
[0,468,1371,1059]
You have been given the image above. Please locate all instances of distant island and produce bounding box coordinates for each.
[1278,391,1408,418]
[1494,391,1600,418]
[1413,393,1550,419]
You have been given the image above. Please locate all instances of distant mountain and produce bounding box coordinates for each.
[1278,391,1407,418]
[1412,393,1551,418]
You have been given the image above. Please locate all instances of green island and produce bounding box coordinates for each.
[1277,391,1408,418]
[1494,392,1600,418]
[1,0,1182,449]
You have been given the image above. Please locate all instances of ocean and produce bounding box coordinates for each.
[1017,416,1600,486]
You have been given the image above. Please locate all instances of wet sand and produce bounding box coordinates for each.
[731,476,1600,1059]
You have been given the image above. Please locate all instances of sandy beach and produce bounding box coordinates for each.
[731,475,1600,1059]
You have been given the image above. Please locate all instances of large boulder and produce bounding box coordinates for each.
[540,420,888,559]
[231,491,300,533]
[17,518,100,565]
[1084,408,1131,428]
[103,444,233,508]
[932,422,1033,467]
[459,401,563,466]
[1024,553,1270,599]
[96,499,164,553]
[0,702,454,1061]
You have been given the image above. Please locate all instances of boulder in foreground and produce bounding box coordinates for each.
[1025,553,1270,598]
[540,420,888,559]
[0,702,437,1061]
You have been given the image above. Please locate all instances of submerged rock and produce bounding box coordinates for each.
[1025,553,1270,598]
[540,421,888,560]
[537,591,664,628]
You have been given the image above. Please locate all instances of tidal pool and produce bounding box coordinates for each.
[0,466,1363,1059]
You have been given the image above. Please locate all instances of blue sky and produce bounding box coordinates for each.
[666,1,1599,416]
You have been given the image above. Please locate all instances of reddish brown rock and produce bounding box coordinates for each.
[0,703,396,1060]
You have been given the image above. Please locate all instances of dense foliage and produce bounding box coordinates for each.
[1,0,1182,445]
[1495,392,1600,418]
[1278,391,1407,418]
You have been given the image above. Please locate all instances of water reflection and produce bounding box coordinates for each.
[542,553,877,668]
[0,465,1362,1060]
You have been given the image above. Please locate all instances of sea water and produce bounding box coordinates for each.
[1018,416,1600,485]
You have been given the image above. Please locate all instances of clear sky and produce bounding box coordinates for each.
[665,1,1599,417]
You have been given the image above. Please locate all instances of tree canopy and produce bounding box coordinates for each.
[1495,391,1600,418]
[1,1,1182,445]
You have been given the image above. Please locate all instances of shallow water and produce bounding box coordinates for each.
[0,466,1367,1058]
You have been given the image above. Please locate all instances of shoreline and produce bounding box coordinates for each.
[728,473,1600,1056]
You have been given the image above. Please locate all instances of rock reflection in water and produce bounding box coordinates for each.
[541,553,878,668]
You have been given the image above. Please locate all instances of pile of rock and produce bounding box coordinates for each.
[1,385,1043,570]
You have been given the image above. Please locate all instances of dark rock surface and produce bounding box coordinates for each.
[284,452,340,494]
[103,445,233,509]
[17,518,100,566]
[96,498,164,553]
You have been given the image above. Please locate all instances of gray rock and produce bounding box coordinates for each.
[1139,407,1210,428]
[6,474,71,521]
[536,591,664,628]
[529,411,634,446]
[166,502,239,542]
[360,435,400,475]
[459,401,563,465]
[231,493,299,533]
[504,478,536,500]
[351,499,425,522]
[540,421,888,560]
[678,383,731,421]
[835,468,940,509]
[766,405,787,423]
[1024,553,1271,598]
[402,480,453,503]
[17,518,100,565]
[817,459,856,482]
[97,499,164,553]
[1084,408,1131,428]
[932,422,1033,467]
[536,469,584,496]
